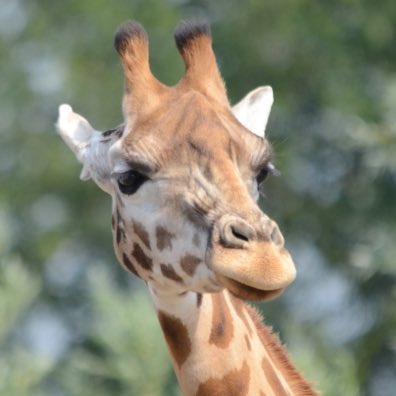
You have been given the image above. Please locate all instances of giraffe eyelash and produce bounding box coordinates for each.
[256,162,279,187]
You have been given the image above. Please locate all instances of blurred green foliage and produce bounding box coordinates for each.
[1,0,395,395]
[55,269,179,396]
[0,257,53,396]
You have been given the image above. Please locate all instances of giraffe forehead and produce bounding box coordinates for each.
[116,124,267,182]
[110,124,264,237]
[116,90,269,172]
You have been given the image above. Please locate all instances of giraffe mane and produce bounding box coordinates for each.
[244,303,320,395]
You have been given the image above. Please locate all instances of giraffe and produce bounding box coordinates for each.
[57,20,319,395]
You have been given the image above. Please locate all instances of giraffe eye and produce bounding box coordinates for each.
[256,162,278,189]
[256,168,269,187]
[117,170,149,195]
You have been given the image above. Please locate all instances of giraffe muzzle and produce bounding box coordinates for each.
[208,215,297,301]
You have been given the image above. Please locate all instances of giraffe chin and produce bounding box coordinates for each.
[217,274,284,302]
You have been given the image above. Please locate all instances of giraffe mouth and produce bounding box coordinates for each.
[207,235,296,301]
[216,274,284,301]
[207,221,296,301]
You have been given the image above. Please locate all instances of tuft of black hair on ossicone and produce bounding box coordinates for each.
[114,21,148,55]
[174,20,211,52]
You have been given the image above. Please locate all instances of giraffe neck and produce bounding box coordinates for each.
[149,287,318,396]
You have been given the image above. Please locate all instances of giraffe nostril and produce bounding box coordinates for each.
[231,225,249,242]
[219,216,256,249]
[270,223,284,247]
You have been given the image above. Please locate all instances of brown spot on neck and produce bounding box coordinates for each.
[133,220,151,249]
[160,263,183,283]
[180,254,201,276]
[156,225,175,251]
[209,293,234,349]
[196,360,250,396]
[157,310,191,369]
[131,243,153,271]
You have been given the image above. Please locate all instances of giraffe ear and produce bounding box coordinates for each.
[56,104,97,180]
[231,86,274,138]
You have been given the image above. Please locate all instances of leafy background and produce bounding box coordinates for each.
[1,1,395,395]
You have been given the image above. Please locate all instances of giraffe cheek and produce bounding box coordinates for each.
[121,253,140,277]
[112,236,136,277]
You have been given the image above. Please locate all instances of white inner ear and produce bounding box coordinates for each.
[57,104,103,180]
[56,104,97,163]
[231,86,274,138]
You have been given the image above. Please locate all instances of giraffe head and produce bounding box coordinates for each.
[57,21,296,301]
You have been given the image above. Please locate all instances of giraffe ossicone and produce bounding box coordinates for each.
[57,20,318,395]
